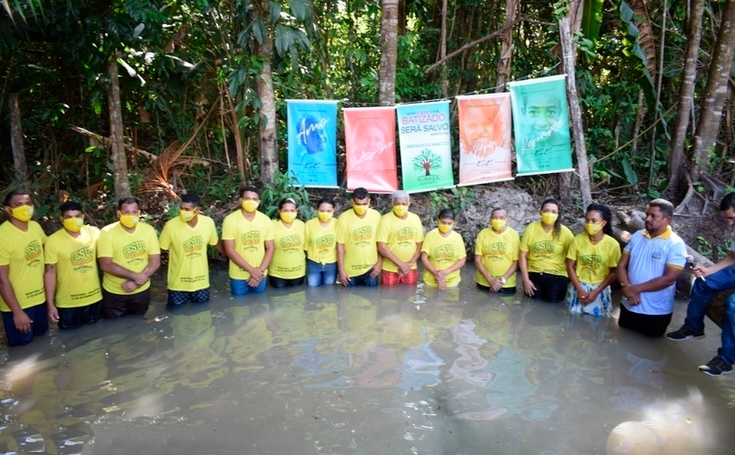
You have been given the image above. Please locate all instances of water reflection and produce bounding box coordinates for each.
[1,268,734,454]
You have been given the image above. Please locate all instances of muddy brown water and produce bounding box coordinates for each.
[1,267,734,454]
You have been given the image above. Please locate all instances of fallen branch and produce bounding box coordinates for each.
[70,126,210,166]
[425,16,528,73]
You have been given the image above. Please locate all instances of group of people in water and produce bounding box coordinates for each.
[2,186,734,377]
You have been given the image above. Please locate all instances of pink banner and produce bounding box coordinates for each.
[457,94,513,185]
[344,107,398,193]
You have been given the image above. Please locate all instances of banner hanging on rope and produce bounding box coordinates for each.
[396,101,454,193]
[456,93,513,185]
[286,100,339,187]
[344,106,399,194]
[508,75,574,176]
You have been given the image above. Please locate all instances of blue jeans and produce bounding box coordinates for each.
[684,266,735,365]
[306,260,337,287]
[346,268,379,287]
[2,303,49,346]
[230,277,267,296]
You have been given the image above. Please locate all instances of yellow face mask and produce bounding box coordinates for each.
[491,219,507,231]
[438,222,453,234]
[241,200,260,213]
[280,212,297,223]
[179,209,196,222]
[9,204,34,222]
[62,216,84,233]
[317,211,333,222]
[541,212,558,226]
[585,222,603,235]
[119,213,139,229]
[353,205,368,216]
[393,205,408,217]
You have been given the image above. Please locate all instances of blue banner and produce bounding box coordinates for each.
[287,100,339,187]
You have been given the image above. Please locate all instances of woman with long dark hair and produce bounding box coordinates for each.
[519,197,574,302]
[566,203,621,316]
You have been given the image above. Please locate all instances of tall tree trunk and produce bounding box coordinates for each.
[691,0,735,180]
[379,0,399,105]
[256,36,278,184]
[496,0,518,90]
[439,0,448,97]
[107,56,131,199]
[559,16,592,209]
[665,0,705,197]
[648,0,668,189]
[9,93,28,182]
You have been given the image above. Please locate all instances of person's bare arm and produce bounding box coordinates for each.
[223,239,256,275]
[214,240,224,255]
[337,243,350,286]
[519,251,535,296]
[377,242,407,272]
[617,252,640,305]
[475,254,501,291]
[44,264,59,323]
[696,251,735,277]
[98,257,147,284]
[0,265,33,332]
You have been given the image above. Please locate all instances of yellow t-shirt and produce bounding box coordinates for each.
[474,226,520,287]
[304,218,337,264]
[44,225,102,308]
[421,229,467,287]
[221,210,275,280]
[567,233,621,284]
[520,221,574,277]
[336,208,382,277]
[0,221,47,311]
[269,219,306,279]
[159,215,219,291]
[376,212,425,272]
[97,222,161,295]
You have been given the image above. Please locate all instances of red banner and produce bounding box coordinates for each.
[457,94,513,185]
[344,107,398,193]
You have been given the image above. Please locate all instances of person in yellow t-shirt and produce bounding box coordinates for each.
[421,208,467,290]
[44,201,102,329]
[519,197,574,303]
[269,198,306,288]
[97,197,161,318]
[566,204,621,317]
[377,191,424,286]
[337,187,382,287]
[159,193,222,306]
[475,207,519,294]
[0,190,48,346]
[304,198,338,287]
[222,185,275,295]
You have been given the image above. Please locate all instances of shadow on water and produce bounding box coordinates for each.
[1,267,735,454]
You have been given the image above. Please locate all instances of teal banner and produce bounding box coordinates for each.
[508,75,574,176]
[396,101,454,193]
[287,100,339,187]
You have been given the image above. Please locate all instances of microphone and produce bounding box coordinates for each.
[686,255,706,282]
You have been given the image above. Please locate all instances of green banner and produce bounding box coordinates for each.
[509,75,574,176]
[396,101,455,192]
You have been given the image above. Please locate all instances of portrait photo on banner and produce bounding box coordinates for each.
[509,75,574,176]
[456,93,513,185]
[286,100,339,188]
[343,106,398,193]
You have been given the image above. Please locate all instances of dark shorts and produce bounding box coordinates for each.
[167,289,210,306]
[618,304,673,338]
[345,268,380,287]
[2,302,49,346]
[476,283,517,295]
[528,272,568,303]
[268,276,304,289]
[101,288,151,319]
[58,301,102,330]
[381,269,418,285]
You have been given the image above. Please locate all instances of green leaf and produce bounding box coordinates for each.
[133,23,145,39]
[253,19,266,45]
[269,1,281,22]
[581,0,604,44]
[289,0,310,22]
[622,158,638,185]
[275,24,293,57]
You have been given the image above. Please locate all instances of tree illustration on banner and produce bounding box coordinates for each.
[413,149,441,176]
